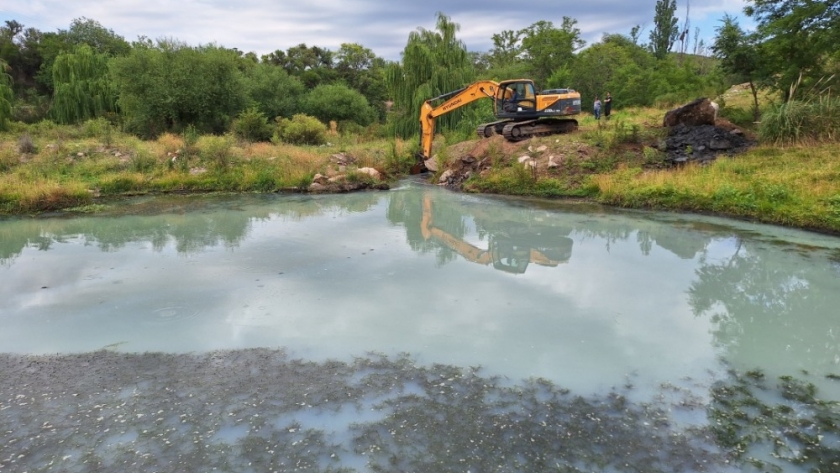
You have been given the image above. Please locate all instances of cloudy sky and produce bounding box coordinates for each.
[1,0,752,61]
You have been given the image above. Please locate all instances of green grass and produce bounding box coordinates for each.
[0,123,414,214]
[591,144,840,232]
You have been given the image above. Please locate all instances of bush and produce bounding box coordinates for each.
[302,83,376,127]
[232,107,272,142]
[759,97,840,144]
[18,134,37,154]
[273,114,327,146]
[197,135,235,171]
[82,117,114,146]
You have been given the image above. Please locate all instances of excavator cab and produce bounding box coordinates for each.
[489,234,532,274]
[498,81,538,116]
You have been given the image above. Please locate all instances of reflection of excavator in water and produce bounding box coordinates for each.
[417,79,582,171]
[420,195,573,274]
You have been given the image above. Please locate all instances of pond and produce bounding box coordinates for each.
[2,179,839,472]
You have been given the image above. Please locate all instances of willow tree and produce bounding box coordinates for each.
[50,44,115,124]
[387,12,476,139]
[0,59,12,130]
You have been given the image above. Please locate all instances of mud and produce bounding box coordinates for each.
[661,123,756,165]
[2,349,837,472]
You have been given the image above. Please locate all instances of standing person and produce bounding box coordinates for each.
[594,96,602,120]
[604,92,612,120]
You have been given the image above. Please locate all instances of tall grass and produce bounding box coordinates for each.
[592,144,840,232]
[759,96,840,144]
[0,121,410,214]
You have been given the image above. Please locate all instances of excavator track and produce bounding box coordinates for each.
[476,120,513,138]
[502,118,578,141]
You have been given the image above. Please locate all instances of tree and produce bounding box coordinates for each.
[50,45,115,124]
[35,18,130,95]
[386,12,475,139]
[712,15,764,121]
[744,0,840,101]
[276,43,337,88]
[650,0,679,60]
[302,83,376,126]
[335,43,389,121]
[0,59,13,130]
[241,62,305,120]
[518,18,584,86]
[110,41,247,137]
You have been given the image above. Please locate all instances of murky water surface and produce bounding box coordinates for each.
[2,180,840,472]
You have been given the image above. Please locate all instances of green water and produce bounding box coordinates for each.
[1,180,839,472]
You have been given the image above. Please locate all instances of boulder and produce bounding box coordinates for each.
[663,98,718,127]
[357,167,382,180]
[312,173,329,185]
[424,156,439,172]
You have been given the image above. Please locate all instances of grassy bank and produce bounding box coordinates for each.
[3,88,840,236]
[445,86,840,235]
[592,144,840,232]
[1,121,413,214]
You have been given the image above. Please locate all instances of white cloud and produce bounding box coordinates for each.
[1,0,752,60]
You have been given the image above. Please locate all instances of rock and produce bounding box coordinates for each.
[189,167,207,176]
[517,155,532,164]
[308,182,327,192]
[328,175,347,183]
[663,98,718,127]
[329,153,355,166]
[709,139,732,150]
[424,156,439,172]
[77,152,85,157]
[535,145,548,153]
[357,167,381,180]
[547,155,559,169]
[461,155,477,165]
[730,128,744,135]
[439,170,453,184]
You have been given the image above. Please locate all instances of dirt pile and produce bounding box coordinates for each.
[436,134,596,187]
[658,122,755,165]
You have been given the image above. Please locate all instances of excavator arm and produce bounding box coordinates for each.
[419,80,500,162]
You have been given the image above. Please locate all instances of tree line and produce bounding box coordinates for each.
[1,1,838,140]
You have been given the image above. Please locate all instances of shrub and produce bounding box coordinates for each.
[302,83,376,127]
[18,134,37,154]
[82,117,114,147]
[197,135,234,171]
[183,125,199,157]
[273,114,327,146]
[759,97,840,144]
[232,107,272,142]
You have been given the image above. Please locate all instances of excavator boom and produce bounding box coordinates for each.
[419,80,500,167]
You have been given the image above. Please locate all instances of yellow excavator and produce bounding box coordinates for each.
[420,195,572,274]
[417,79,581,169]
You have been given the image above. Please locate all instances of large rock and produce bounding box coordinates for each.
[663,98,718,127]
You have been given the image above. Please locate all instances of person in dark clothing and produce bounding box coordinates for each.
[604,92,612,119]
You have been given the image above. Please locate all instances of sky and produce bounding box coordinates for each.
[0,0,753,61]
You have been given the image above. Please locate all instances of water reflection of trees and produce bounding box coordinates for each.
[3,349,836,472]
[688,239,840,371]
[0,193,381,265]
